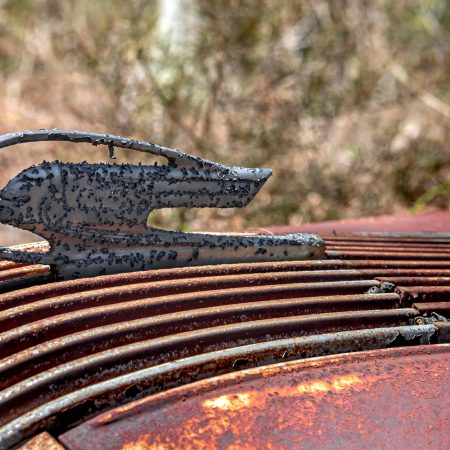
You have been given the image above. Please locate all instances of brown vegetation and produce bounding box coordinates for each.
[0,0,449,243]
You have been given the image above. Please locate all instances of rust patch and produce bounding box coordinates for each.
[412,302,450,317]
[376,276,450,286]
[59,345,450,450]
[327,249,450,260]
[0,326,437,448]
[18,432,64,450]
[0,225,449,448]
[397,286,450,306]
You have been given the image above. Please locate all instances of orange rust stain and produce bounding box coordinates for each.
[121,434,169,450]
[203,392,257,411]
[202,373,375,414]
[293,373,375,397]
[59,346,450,450]
[18,431,65,449]
[148,373,379,449]
[332,374,365,391]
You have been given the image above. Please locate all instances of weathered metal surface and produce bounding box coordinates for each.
[324,233,450,241]
[0,297,402,389]
[0,271,381,313]
[397,286,450,305]
[413,302,450,316]
[435,322,450,343]
[18,432,65,450]
[58,344,449,450]
[326,243,450,252]
[0,279,383,331]
[0,308,419,426]
[0,221,449,448]
[0,265,48,284]
[0,243,51,294]
[0,290,400,354]
[2,256,450,306]
[328,245,450,254]
[0,327,438,449]
[324,237,450,247]
[327,249,450,260]
[377,276,450,286]
[0,129,324,279]
[257,210,450,234]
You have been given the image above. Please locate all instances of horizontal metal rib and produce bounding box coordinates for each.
[322,233,450,243]
[327,245,450,254]
[326,241,450,249]
[396,286,450,305]
[0,308,418,427]
[0,261,28,272]
[2,259,450,305]
[376,276,450,286]
[0,293,401,389]
[412,302,450,315]
[0,270,379,312]
[0,230,448,448]
[326,250,450,260]
[0,265,48,281]
[0,260,386,303]
[0,279,381,332]
[0,292,401,359]
[0,325,437,449]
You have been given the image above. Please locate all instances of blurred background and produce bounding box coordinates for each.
[0,0,449,244]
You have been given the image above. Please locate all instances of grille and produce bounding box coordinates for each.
[0,231,449,449]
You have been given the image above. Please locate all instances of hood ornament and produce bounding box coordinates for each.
[0,129,324,279]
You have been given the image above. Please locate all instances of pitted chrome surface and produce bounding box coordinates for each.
[0,130,324,279]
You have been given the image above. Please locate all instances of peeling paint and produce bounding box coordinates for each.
[0,129,324,279]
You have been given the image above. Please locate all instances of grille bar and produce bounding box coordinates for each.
[0,327,438,449]
[0,294,401,390]
[0,230,449,447]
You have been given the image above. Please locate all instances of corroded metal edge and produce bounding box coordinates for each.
[60,344,450,450]
[0,231,448,448]
[18,432,64,450]
[0,326,438,449]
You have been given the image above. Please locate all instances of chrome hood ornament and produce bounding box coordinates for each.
[0,129,324,279]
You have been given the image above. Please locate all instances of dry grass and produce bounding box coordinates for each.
[0,0,449,244]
